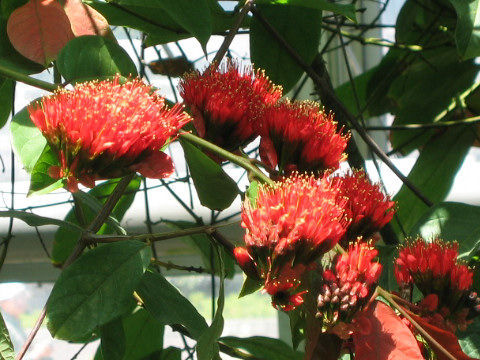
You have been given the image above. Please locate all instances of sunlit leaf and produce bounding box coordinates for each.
[27,144,64,196]
[250,4,321,93]
[353,301,424,360]
[458,317,480,358]
[180,139,239,211]
[57,35,137,83]
[0,312,14,360]
[238,276,263,298]
[10,106,46,173]
[136,270,208,340]
[6,0,74,66]
[47,241,152,341]
[449,0,480,60]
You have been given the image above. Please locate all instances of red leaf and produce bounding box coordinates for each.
[407,312,478,360]
[353,301,424,360]
[64,0,112,38]
[7,0,74,66]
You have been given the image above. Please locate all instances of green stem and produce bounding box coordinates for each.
[0,64,58,92]
[377,287,456,360]
[180,132,274,185]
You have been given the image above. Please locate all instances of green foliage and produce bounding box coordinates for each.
[219,336,304,360]
[250,4,321,93]
[47,241,152,341]
[57,35,138,82]
[0,210,83,233]
[180,138,239,211]
[0,78,12,129]
[52,177,140,265]
[0,312,14,360]
[28,144,64,196]
[449,0,480,60]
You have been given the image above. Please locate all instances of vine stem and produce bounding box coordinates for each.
[376,287,456,360]
[16,174,135,360]
[180,132,274,185]
[250,6,434,208]
[0,64,58,92]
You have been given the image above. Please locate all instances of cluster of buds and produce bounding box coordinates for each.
[316,242,382,336]
[395,237,478,331]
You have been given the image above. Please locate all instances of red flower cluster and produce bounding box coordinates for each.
[235,173,349,311]
[259,100,349,176]
[317,242,382,334]
[332,170,395,247]
[179,61,282,153]
[395,237,477,330]
[28,77,191,192]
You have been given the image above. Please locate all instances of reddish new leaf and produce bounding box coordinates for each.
[407,312,478,360]
[7,0,74,66]
[64,0,113,39]
[353,301,424,360]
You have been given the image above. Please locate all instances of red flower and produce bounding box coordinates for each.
[235,173,349,311]
[179,61,282,153]
[28,76,191,192]
[258,100,349,176]
[332,170,395,247]
[317,242,382,329]
[395,237,476,329]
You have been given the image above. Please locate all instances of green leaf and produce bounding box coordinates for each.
[196,244,225,360]
[409,202,480,260]
[238,275,263,298]
[180,139,239,211]
[0,312,14,360]
[136,270,208,340]
[10,106,46,173]
[449,0,480,60]
[28,144,64,196]
[161,347,182,360]
[46,241,152,341]
[255,0,356,22]
[52,177,140,265]
[57,35,137,83]
[165,220,235,279]
[246,181,259,206]
[376,244,399,292]
[0,78,12,129]
[458,316,480,358]
[100,317,126,360]
[219,336,303,360]
[392,126,474,236]
[122,307,164,360]
[0,210,83,232]
[250,4,321,92]
[156,0,212,47]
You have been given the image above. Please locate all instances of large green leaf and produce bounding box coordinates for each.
[0,78,12,129]
[409,202,480,260]
[0,312,14,360]
[376,244,399,292]
[57,35,137,83]
[180,139,239,211]
[52,177,140,265]
[136,270,208,340]
[196,244,225,360]
[0,210,83,232]
[392,126,474,236]
[250,4,322,93]
[28,144,64,196]
[449,0,480,60]
[47,241,151,341]
[219,336,303,360]
[255,0,356,21]
[10,106,46,173]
